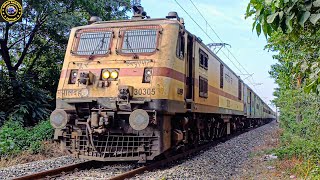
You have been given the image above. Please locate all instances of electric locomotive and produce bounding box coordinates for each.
[50,5,275,163]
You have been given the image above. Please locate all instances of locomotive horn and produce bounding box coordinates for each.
[88,16,101,24]
[131,0,149,19]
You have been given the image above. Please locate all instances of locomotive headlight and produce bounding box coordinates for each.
[102,70,110,80]
[110,71,119,79]
[50,109,69,129]
[129,109,149,131]
[143,68,153,83]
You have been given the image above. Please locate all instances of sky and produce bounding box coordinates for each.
[134,0,278,109]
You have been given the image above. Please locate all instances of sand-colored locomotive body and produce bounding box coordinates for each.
[50,12,275,162]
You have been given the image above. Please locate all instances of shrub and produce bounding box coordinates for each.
[274,89,320,178]
[0,120,54,156]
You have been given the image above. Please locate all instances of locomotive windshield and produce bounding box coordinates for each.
[71,26,160,56]
[72,28,113,55]
[119,26,160,54]
[120,29,157,54]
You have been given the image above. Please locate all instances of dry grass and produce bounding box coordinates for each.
[0,141,67,168]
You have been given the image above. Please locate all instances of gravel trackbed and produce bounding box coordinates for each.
[131,121,278,180]
[0,121,278,180]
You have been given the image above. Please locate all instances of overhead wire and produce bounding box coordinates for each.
[190,0,263,95]
[188,0,261,92]
[173,0,263,95]
[172,0,245,75]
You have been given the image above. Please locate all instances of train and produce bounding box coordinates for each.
[50,5,276,163]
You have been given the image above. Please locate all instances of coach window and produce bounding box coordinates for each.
[199,49,208,70]
[220,63,224,88]
[238,80,242,100]
[199,76,208,98]
[176,33,185,59]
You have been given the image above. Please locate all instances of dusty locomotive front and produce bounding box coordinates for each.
[50,14,187,162]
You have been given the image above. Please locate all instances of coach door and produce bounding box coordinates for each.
[185,34,194,109]
[249,91,252,116]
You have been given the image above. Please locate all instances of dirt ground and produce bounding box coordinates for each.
[231,123,301,180]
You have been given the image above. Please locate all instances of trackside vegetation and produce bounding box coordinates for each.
[246,0,320,178]
[0,120,53,155]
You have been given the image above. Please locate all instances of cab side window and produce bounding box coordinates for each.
[199,49,208,70]
[199,76,208,98]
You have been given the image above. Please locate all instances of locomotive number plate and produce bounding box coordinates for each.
[134,88,156,96]
[57,89,89,98]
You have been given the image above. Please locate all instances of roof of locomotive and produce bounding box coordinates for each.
[94,18,175,24]
[72,18,181,31]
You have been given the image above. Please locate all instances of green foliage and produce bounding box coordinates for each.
[0,76,52,126]
[266,30,320,94]
[0,120,53,155]
[272,89,320,178]
[247,2,320,176]
[246,0,320,94]
[246,0,320,36]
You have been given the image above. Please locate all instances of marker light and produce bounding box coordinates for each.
[110,71,119,79]
[143,68,152,83]
[69,69,78,84]
[102,70,110,80]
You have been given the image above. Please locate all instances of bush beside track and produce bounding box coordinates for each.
[274,90,320,179]
[0,120,53,156]
[0,120,60,167]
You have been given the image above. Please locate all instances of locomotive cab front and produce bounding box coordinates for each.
[50,14,186,162]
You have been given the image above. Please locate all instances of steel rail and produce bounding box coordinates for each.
[12,160,95,180]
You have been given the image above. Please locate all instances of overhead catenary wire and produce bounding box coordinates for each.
[188,0,260,89]
[172,0,245,75]
[189,0,260,89]
[189,0,263,95]
[173,0,262,95]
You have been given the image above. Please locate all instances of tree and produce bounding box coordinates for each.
[0,0,131,125]
[246,0,320,94]
[0,0,130,79]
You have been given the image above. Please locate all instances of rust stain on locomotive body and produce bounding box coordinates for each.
[51,12,276,162]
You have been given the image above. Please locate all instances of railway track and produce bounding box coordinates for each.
[12,123,266,180]
[109,131,241,180]
[14,121,272,180]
